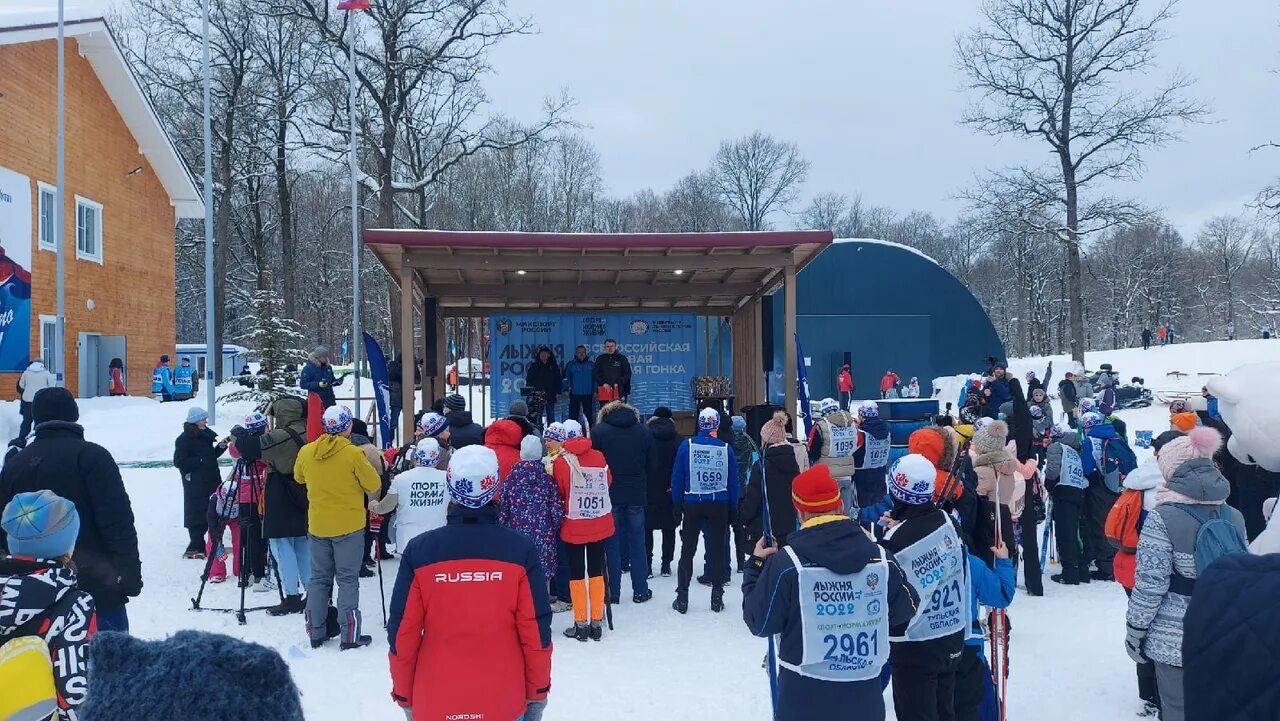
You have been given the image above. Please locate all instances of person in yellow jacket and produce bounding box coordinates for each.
[294,405,382,650]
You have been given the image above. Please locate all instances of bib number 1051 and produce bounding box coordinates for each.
[823,630,878,661]
[576,496,606,512]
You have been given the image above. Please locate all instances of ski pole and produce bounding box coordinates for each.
[1039,498,1053,569]
[744,434,779,719]
[989,501,1009,721]
[369,512,388,628]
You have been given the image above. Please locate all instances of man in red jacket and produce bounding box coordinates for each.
[837,363,855,411]
[387,445,552,721]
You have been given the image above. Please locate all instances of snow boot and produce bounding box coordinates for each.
[696,574,712,587]
[564,623,590,642]
[660,563,672,577]
[633,589,653,604]
[549,599,573,613]
[710,585,725,613]
[589,621,603,641]
[672,589,689,614]
[268,594,305,616]
[1090,569,1114,582]
[310,638,326,649]
[251,575,276,593]
[1137,701,1160,718]
[340,635,373,651]
[359,565,375,578]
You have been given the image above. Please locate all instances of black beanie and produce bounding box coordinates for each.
[1152,430,1184,453]
[33,387,79,424]
[653,406,672,419]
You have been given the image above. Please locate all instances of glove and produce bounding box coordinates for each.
[319,381,329,389]
[119,573,144,598]
[524,700,547,721]
[673,505,683,526]
[1124,625,1147,664]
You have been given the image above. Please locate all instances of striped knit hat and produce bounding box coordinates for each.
[1,491,80,559]
[791,465,842,515]
[417,412,448,438]
[543,422,567,444]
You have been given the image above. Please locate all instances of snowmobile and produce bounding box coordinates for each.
[1085,365,1153,410]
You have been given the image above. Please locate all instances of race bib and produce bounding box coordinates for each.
[890,518,968,642]
[688,443,729,494]
[567,465,611,520]
[828,424,858,458]
[779,547,889,682]
[1059,446,1087,490]
[859,434,891,469]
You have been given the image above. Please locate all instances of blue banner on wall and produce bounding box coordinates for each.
[488,313,698,418]
[362,332,393,449]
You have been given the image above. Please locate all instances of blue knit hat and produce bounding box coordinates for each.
[186,407,209,424]
[322,405,354,435]
[730,415,746,432]
[2,491,80,559]
[446,445,500,508]
[857,401,880,420]
[417,412,448,438]
[698,408,720,432]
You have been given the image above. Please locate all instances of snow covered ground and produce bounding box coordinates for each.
[6,339,1280,719]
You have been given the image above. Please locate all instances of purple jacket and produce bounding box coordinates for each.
[498,459,565,581]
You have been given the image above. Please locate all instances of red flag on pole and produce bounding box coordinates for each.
[337,0,369,9]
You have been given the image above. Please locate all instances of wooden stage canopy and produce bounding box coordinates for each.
[364,228,834,441]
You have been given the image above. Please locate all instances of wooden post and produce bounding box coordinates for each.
[400,262,416,446]
[783,263,798,422]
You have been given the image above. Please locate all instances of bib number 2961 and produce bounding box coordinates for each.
[823,630,878,661]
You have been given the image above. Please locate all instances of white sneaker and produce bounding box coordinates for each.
[550,599,573,613]
[251,576,276,593]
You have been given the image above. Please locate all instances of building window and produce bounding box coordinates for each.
[75,196,103,263]
[40,316,57,368]
[37,183,57,252]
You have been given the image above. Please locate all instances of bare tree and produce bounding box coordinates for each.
[1195,214,1256,328]
[957,0,1209,363]
[710,132,810,231]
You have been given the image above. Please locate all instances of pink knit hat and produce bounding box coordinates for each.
[760,419,787,446]
[1157,426,1222,481]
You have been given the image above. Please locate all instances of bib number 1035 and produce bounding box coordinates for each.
[823,630,878,661]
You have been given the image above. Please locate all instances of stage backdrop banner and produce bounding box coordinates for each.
[488,313,698,418]
[0,167,33,373]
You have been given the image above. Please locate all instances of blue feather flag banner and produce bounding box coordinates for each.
[795,333,814,438]
[362,331,393,448]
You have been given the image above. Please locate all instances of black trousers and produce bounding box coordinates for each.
[567,540,605,580]
[1051,486,1085,582]
[567,395,592,429]
[1083,473,1119,575]
[646,527,676,570]
[893,659,958,721]
[953,644,986,721]
[17,401,33,442]
[1019,498,1043,595]
[186,524,207,554]
[677,503,728,591]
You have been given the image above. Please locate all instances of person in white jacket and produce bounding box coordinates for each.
[368,438,449,551]
[15,360,57,443]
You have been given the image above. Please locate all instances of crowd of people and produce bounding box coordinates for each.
[3,341,1279,721]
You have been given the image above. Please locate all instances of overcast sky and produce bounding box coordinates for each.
[58,0,1280,236]
[481,0,1278,236]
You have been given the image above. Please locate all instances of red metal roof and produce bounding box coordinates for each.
[363,228,831,250]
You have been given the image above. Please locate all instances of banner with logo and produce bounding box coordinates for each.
[0,167,33,373]
[362,331,393,448]
[488,313,699,418]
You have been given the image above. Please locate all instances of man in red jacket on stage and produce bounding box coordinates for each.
[387,445,553,720]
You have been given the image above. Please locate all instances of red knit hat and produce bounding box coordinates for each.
[791,465,843,515]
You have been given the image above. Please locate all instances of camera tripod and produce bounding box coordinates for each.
[191,459,284,625]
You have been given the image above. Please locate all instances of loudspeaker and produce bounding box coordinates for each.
[761,295,775,373]
[423,298,439,376]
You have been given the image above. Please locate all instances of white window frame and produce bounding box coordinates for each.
[37,182,57,252]
[39,315,58,368]
[75,195,104,264]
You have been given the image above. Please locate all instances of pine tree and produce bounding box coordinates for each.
[236,270,306,401]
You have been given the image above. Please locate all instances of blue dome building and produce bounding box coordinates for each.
[767,239,1004,404]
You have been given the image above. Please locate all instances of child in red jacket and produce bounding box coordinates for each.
[553,428,613,642]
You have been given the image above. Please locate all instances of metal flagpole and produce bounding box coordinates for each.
[346,3,362,418]
[202,0,217,424]
[54,0,66,387]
